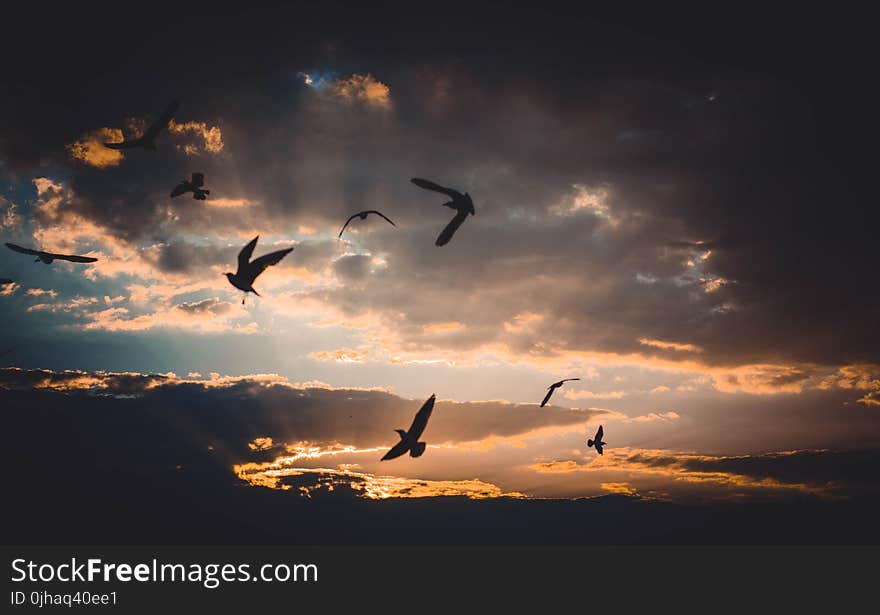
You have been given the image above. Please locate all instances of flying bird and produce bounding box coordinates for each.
[5,243,97,265]
[410,177,475,246]
[103,99,180,150]
[225,236,293,304]
[587,425,606,455]
[381,394,436,461]
[540,378,581,407]
[171,172,210,200]
[338,210,396,238]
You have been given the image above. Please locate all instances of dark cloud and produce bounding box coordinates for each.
[1,5,875,371]
[332,254,371,282]
[0,368,601,450]
[3,377,880,545]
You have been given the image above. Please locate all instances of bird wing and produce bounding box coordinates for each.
[238,236,259,270]
[142,99,180,141]
[338,214,360,238]
[540,388,555,407]
[249,247,294,274]
[5,243,42,256]
[562,378,581,383]
[435,210,469,246]
[411,177,461,199]
[595,425,604,441]
[170,182,190,197]
[407,395,435,440]
[191,172,204,187]
[381,439,410,461]
[595,442,604,455]
[54,253,98,263]
[102,139,138,150]
[367,210,397,227]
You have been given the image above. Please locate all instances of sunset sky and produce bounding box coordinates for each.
[1,5,878,538]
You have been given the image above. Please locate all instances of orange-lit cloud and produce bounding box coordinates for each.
[167,119,224,153]
[422,321,465,333]
[331,73,392,108]
[1,196,20,228]
[638,338,702,353]
[81,298,256,334]
[309,348,371,363]
[234,459,522,499]
[528,448,832,499]
[66,128,126,168]
[204,198,255,208]
[601,482,638,495]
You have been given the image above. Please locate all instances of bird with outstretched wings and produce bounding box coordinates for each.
[225,236,294,304]
[338,210,397,238]
[587,425,606,455]
[170,172,209,200]
[381,394,436,461]
[540,378,581,407]
[410,177,475,246]
[104,99,180,150]
[5,243,97,264]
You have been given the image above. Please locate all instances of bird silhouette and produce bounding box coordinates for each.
[540,378,581,407]
[171,172,210,200]
[338,210,396,238]
[225,236,293,304]
[381,394,436,460]
[5,243,97,265]
[410,177,475,246]
[587,425,606,455]
[103,99,180,150]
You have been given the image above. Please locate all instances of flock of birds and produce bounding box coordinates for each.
[0,99,607,462]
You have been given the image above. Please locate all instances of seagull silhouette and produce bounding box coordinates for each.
[5,243,97,265]
[171,172,210,200]
[540,378,581,407]
[410,177,475,246]
[587,425,606,455]
[225,236,293,304]
[381,394,436,461]
[104,99,180,150]
[338,210,396,238]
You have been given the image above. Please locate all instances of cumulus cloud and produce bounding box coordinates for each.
[330,73,391,108]
[0,196,20,228]
[65,128,126,168]
[528,447,880,501]
[167,119,224,154]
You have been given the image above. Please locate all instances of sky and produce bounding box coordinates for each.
[1,4,878,540]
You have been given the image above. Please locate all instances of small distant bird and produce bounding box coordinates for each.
[225,236,293,304]
[104,99,180,150]
[540,378,581,407]
[171,172,210,200]
[0,277,13,286]
[381,394,436,461]
[338,210,396,238]
[587,425,606,455]
[410,177,475,246]
[5,243,97,265]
